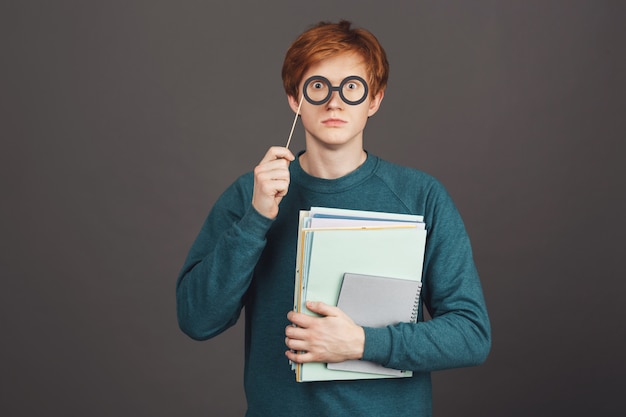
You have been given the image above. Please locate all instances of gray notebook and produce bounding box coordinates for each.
[327,272,422,377]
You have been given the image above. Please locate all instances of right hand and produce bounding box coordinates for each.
[252,146,295,219]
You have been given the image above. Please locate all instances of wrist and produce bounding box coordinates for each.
[351,325,365,360]
[251,198,278,220]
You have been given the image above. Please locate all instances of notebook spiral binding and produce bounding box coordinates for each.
[410,282,423,322]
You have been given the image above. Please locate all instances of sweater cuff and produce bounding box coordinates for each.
[235,205,274,240]
[362,326,393,365]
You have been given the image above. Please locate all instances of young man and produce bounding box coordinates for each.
[177,20,490,416]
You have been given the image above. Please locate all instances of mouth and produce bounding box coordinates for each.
[322,118,347,127]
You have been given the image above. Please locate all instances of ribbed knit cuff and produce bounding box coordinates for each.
[362,326,393,365]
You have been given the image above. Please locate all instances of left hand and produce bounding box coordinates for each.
[285,301,365,364]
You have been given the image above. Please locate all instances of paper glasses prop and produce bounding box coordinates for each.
[285,75,369,149]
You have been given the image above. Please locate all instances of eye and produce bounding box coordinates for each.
[346,82,358,90]
[313,81,324,89]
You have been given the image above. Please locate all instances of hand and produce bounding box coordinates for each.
[285,301,365,364]
[252,146,295,219]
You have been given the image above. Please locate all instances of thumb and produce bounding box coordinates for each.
[306,301,337,317]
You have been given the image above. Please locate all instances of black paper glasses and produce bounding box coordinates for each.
[303,75,369,106]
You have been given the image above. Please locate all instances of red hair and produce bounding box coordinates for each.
[281,20,389,99]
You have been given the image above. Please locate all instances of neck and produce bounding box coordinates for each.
[299,146,367,179]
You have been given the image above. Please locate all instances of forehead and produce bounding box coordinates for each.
[301,52,368,84]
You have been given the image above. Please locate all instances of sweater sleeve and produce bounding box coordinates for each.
[361,181,491,372]
[176,176,273,340]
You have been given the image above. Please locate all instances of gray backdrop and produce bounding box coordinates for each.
[2,1,625,416]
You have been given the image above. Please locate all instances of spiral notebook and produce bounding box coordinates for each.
[327,273,422,376]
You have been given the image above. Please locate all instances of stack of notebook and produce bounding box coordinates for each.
[291,207,427,382]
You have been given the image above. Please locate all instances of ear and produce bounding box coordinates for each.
[367,89,385,117]
[287,94,301,114]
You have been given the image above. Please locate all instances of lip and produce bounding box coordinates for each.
[321,118,347,127]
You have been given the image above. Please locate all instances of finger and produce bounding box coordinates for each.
[287,311,316,328]
[256,181,289,201]
[305,301,341,317]
[285,324,308,340]
[284,336,308,352]
[254,158,291,185]
[254,164,289,182]
[259,146,295,164]
[254,161,291,180]
[285,349,315,364]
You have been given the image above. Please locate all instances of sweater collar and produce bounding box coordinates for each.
[291,150,378,194]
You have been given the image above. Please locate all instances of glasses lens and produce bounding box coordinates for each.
[304,77,330,104]
[341,77,367,104]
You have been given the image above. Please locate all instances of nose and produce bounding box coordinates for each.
[326,89,343,109]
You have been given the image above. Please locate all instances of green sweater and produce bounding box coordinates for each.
[177,152,490,417]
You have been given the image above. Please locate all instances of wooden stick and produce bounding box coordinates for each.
[285,95,304,150]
